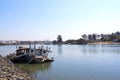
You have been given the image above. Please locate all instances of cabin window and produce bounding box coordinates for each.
[26,49,29,53]
[31,50,33,52]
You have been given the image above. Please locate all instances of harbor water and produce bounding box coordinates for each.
[0,44,120,80]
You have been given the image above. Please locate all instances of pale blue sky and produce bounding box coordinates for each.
[0,0,120,41]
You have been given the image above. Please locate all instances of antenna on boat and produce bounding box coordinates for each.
[16,40,18,49]
[33,41,36,55]
[29,41,31,49]
[34,41,36,49]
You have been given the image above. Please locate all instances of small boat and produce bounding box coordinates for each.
[7,44,54,63]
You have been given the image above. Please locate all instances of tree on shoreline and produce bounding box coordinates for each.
[57,35,62,44]
[52,35,63,44]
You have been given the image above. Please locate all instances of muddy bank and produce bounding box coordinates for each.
[0,55,35,80]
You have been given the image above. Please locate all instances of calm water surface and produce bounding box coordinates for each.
[0,44,120,80]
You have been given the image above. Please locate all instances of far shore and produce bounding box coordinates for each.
[0,41,120,45]
[88,41,120,45]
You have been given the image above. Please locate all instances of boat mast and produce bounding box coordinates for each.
[29,41,32,55]
[16,41,18,49]
[29,41,31,49]
[33,41,36,55]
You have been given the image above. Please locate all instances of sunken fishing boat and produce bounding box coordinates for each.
[7,44,54,63]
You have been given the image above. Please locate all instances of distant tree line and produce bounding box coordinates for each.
[52,35,87,45]
[64,38,87,44]
[81,31,120,42]
[52,31,120,45]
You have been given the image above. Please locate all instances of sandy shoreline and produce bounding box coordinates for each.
[0,55,35,80]
[88,41,120,45]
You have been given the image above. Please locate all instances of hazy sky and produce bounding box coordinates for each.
[0,0,120,41]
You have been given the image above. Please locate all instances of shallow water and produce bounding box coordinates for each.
[1,44,120,80]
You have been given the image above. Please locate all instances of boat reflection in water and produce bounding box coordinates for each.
[16,62,52,79]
